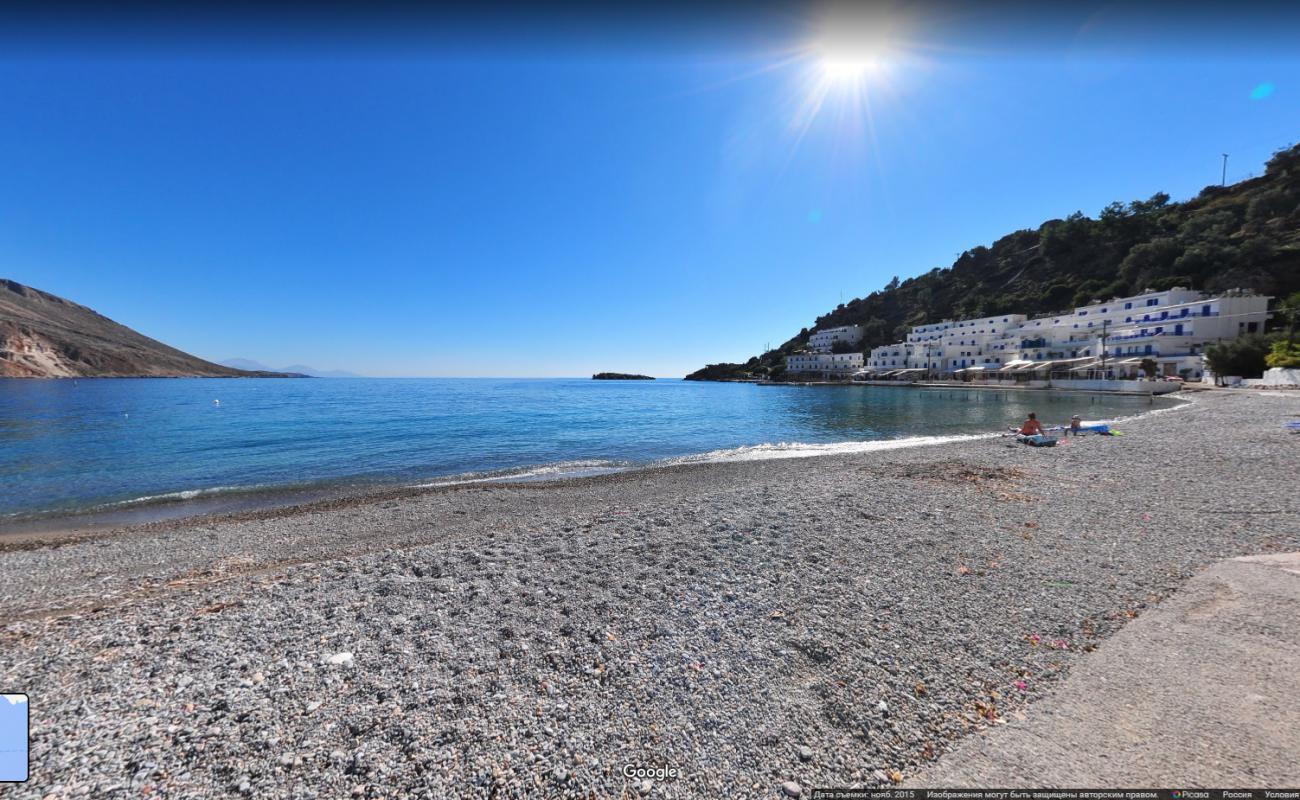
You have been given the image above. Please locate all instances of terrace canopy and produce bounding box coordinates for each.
[1011,360,1050,372]
[1007,357,1096,373]
[999,359,1034,372]
[1043,356,1096,373]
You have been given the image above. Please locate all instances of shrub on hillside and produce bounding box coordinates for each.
[1266,340,1300,369]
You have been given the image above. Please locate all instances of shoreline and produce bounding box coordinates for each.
[0,433,996,550]
[2,391,1296,797]
[758,379,1185,396]
[0,397,1185,547]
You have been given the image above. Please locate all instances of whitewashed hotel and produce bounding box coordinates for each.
[863,288,1270,382]
[784,325,865,379]
[786,351,865,378]
[808,324,865,352]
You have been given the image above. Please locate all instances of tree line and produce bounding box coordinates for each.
[688,144,1300,381]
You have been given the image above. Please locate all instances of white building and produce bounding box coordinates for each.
[864,288,1270,381]
[1080,291,1269,378]
[785,324,867,379]
[808,325,865,352]
[785,351,864,378]
[868,342,915,371]
[869,313,1028,375]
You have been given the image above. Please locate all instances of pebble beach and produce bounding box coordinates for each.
[2,390,1297,798]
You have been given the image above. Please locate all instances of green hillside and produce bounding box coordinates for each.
[687,143,1300,381]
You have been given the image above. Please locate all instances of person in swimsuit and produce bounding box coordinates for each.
[1019,412,1044,436]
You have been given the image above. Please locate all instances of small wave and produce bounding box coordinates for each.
[657,433,997,466]
[0,482,289,526]
[114,485,261,507]
[415,435,1004,488]
[413,459,633,488]
[19,483,287,519]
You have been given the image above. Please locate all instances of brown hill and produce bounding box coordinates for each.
[0,279,302,378]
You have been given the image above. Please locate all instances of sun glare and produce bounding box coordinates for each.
[819,55,881,82]
[703,2,920,165]
[776,3,912,151]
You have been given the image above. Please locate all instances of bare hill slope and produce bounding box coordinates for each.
[0,280,300,378]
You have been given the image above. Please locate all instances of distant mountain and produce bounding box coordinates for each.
[280,364,363,379]
[219,359,361,378]
[688,143,1300,380]
[0,280,304,379]
[217,357,279,373]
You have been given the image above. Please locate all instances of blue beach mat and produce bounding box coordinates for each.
[1016,434,1058,447]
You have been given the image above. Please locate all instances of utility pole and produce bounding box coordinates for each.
[1221,153,1229,186]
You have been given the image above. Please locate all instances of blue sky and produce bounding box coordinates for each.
[2,3,1298,377]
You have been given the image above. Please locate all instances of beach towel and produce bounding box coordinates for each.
[1016,434,1058,447]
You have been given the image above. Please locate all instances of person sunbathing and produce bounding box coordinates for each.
[1019,413,1044,436]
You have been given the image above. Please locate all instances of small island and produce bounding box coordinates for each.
[592,372,655,380]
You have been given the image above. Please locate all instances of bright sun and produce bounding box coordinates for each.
[769,3,916,148]
[819,54,881,82]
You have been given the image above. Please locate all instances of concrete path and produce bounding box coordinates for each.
[909,553,1300,787]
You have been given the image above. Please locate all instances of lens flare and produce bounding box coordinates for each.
[1250,82,1275,100]
[779,2,916,158]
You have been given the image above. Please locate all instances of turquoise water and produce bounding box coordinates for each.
[0,378,1174,522]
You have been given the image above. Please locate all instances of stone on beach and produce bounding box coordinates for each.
[1,392,1297,798]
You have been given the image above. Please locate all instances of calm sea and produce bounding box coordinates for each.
[0,378,1175,525]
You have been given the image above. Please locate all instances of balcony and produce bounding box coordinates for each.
[1108,329,1193,342]
[1135,310,1217,323]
